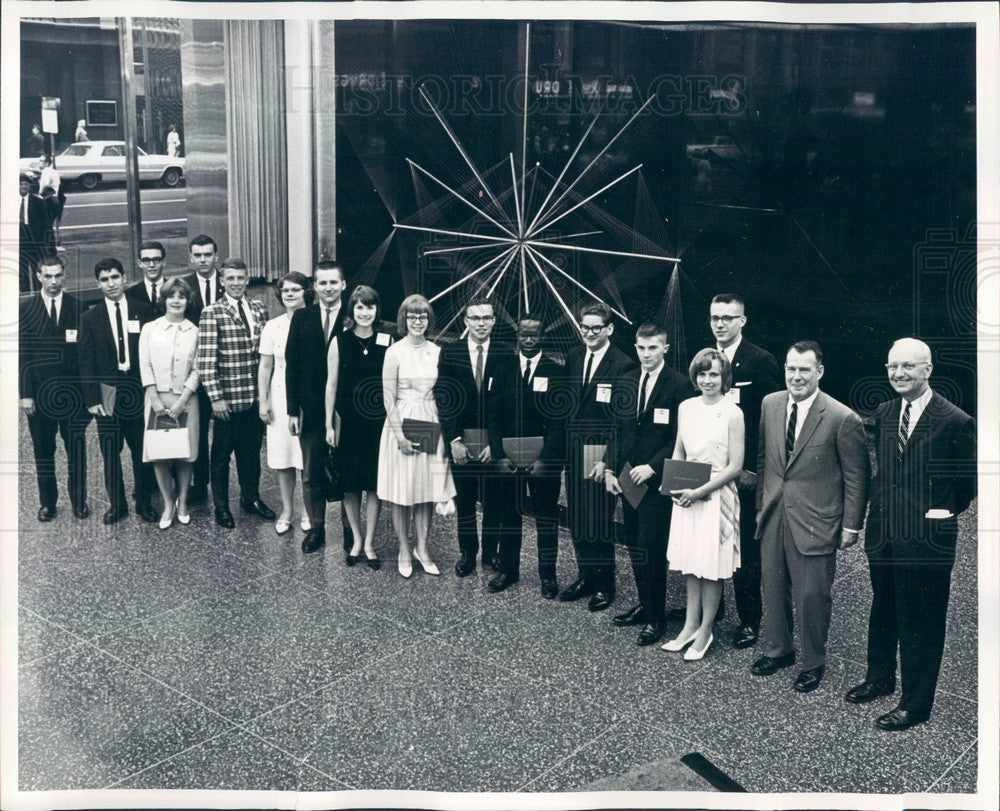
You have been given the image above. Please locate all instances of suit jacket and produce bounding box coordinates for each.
[195,296,269,411]
[126,280,165,315]
[19,292,87,409]
[606,366,695,493]
[284,302,344,425]
[182,271,225,325]
[19,193,50,251]
[435,339,517,446]
[78,296,157,410]
[755,390,870,555]
[864,392,976,565]
[727,338,782,468]
[486,351,566,465]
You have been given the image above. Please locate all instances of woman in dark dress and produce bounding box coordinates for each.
[325,285,392,568]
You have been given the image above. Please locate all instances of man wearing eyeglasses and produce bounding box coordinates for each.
[127,241,168,315]
[845,338,975,731]
[556,301,636,611]
[437,297,516,577]
[709,293,782,649]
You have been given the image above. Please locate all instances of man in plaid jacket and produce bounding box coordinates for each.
[196,258,276,528]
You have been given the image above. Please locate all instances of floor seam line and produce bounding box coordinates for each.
[924,736,978,792]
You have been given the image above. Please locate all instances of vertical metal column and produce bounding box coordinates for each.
[117,17,143,262]
[284,19,315,275]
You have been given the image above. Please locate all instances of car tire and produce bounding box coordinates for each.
[161,168,182,187]
[79,173,100,191]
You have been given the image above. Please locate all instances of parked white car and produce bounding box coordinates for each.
[19,141,185,190]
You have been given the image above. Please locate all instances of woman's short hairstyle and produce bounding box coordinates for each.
[396,294,435,335]
[158,276,193,309]
[272,271,313,307]
[344,285,381,331]
[688,347,732,393]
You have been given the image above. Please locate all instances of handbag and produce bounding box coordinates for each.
[324,444,345,502]
[144,412,191,460]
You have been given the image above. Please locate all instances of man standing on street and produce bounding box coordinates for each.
[18,173,50,293]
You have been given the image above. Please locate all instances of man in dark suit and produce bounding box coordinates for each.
[78,258,158,524]
[436,296,516,577]
[845,338,976,731]
[182,234,224,504]
[196,258,274,528]
[285,261,351,553]
[710,293,783,649]
[752,341,870,693]
[19,174,50,293]
[604,323,693,644]
[486,313,565,596]
[557,301,637,611]
[19,254,93,521]
[126,240,168,315]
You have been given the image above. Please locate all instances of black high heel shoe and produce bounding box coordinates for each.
[345,552,361,567]
[365,551,381,571]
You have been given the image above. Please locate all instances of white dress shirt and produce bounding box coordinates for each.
[583,341,610,385]
[786,388,820,444]
[197,272,218,305]
[40,290,63,324]
[717,334,742,364]
[637,361,664,417]
[900,387,933,440]
[520,351,541,381]
[104,296,133,372]
[468,337,491,372]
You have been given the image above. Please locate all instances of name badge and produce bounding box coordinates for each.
[726,388,741,404]
[65,329,77,343]
[127,319,141,334]
[653,408,670,424]
[532,376,548,392]
[596,384,612,403]
[375,332,391,347]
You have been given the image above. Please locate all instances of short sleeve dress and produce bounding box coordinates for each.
[667,396,741,580]
[335,330,391,492]
[376,339,456,506]
[259,313,303,471]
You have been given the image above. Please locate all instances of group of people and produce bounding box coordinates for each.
[19,238,977,734]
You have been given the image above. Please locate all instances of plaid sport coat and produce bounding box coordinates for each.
[196,296,269,411]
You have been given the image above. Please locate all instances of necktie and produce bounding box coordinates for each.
[638,372,650,419]
[150,281,157,306]
[204,278,211,306]
[475,345,484,392]
[324,306,334,342]
[897,401,911,455]
[583,352,594,389]
[49,297,58,325]
[237,300,251,332]
[522,358,531,386]
[114,302,126,364]
[21,196,28,225]
[785,401,798,460]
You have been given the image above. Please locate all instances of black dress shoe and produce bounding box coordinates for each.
[188,486,208,505]
[558,578,595,602]
[136,503,159,523]
[365,554,381,571]
[37,506,57,522]
[345,553,360,567]
[240,498,277,520]
[613,604,646,627]
[214,506,235,529]
[751,651,796,676]
[102,506,129,525]
[665,607,686,622]
[875,707,929,732]
[301,527,326,554]
[637,623,665,646]
[588,591,614,612]
[540,578,559,599]
[73,504,90,519]
[487,572,519,593]
[454,554,476,577]
[732,625,759,649]
[793,665,825,693]
[845,679,896,704]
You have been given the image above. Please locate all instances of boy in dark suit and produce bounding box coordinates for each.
[126,240,168,315]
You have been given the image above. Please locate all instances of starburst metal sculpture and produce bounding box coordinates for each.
[391,23,680,337]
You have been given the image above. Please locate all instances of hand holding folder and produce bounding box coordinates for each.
[659,458,713,496]
[402,418,441,453]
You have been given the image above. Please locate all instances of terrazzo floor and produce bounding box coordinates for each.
[10,412,982,802]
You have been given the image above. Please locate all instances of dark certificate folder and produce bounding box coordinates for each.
[502,436,544,467]
[617,462,649,510]
[402,418,441,453]
[659,459,713,495]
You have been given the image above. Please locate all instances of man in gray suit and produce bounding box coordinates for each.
[751,340,870,693]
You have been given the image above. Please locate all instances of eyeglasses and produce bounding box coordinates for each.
[579,324,608,335]
[885,362,929,373]
[710,315,741,325]
[465,315,495,323]
[138,257,163,264]
[406,313,429,321]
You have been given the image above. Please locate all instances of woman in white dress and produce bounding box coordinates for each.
[662,348,745,661]
[258,272,309,534]
[377,294,456,578]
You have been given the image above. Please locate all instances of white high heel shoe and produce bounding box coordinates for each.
[398,557,413,579]
[413,549,440,576]
[684,633,714,661]
[661,628,698,652]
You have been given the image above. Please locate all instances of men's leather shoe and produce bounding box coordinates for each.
[845,679,896,705]
[487,572,519,593]
[240,498,277,520]
[188,486,208,505]
[613,604,646,627]
[102,507,128,525]
[732,625,759,649]
[588,591,614,612]
[214,506,235,529]
[301,527,326,554]
[875,707,929,732]
[37,506,56,522]
[137,503,159,523]
[637,623,665,646]
[751,651,796,676]
[73,504,90,519]
[793,665,825,693]
[454,554,476,577]
[540,578,559,599]
[558,578,595,602]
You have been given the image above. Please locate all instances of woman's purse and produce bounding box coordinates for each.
[144,412,190,460]
[323,445,345,502]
